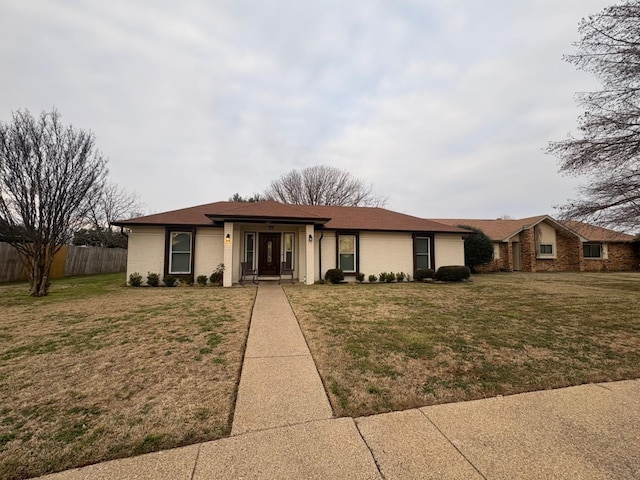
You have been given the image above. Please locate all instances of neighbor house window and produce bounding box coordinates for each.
[245,232,256,268]
[169,232,192,274]
[284,232,295,269]
[583,243,602,258]
[414,235,432,270]
[539,244,553,255]
[337,234,357,273]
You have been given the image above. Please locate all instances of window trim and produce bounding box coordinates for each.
[164,228,196,275]
[413,233,435,272]
[244,232,256,269]
[538,243,555,258]
[336,232,359,274]
[283,232,295,270]
[583,243,603,259]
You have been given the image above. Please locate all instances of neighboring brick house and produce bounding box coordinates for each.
[114,200,468,287]
[434,216,638,272]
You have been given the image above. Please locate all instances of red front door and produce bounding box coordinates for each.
[258,233,281,276]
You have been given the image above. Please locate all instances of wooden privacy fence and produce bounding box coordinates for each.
[0,243,127,283]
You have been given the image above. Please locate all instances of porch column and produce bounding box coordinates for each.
[223,222,234,287]
[305,224,315,285]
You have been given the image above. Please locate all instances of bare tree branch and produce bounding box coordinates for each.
[263,165,386,207]
[548,1,640,232]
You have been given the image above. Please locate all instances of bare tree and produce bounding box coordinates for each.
[72,182,143,248]
[264,165,386,207]
[0,109,107,296]
[547,1,640,231]
[88,182,144,230]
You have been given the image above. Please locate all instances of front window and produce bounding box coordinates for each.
[583,243,602,258]
[284,233,295,269]
[415,236,431,270]
[169,232,192,274]
[338,234,357,273]
[539,244,553,255]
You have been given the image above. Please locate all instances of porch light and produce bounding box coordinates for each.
[308,234,313,243]
[225,233,232,245]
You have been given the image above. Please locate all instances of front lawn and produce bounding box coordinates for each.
[0,274,256,480]
[285,272,640,417]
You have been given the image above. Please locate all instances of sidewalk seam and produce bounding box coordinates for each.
[189,443,202,480]
[353,418,387,480]
[418,409,488,480]
[244,354,312,360]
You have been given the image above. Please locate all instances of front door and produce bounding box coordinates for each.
[258,233,281,276]
[512,242,521,271]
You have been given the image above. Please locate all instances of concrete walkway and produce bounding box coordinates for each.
[231,283,332,435]
[39,285,640,479]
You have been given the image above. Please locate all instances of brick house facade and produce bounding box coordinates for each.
[435,216,638,273]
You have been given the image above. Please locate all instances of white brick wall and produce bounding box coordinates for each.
[195,228,224,279]
[126,227,165,282]
[434,234,465,269]
[315,231,465,280]
[359,232,414,278]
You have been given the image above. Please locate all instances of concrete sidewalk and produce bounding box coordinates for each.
[39,285,640,479]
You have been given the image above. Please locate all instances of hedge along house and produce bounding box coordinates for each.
[435,215,638,272]
[114,200,469,286]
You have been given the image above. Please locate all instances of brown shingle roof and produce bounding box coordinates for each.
[559,220,636,243]
[115,201,467,234]
[434,216,636,243]
[434,216,547,241]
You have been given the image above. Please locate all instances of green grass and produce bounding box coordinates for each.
[0,274,256,480]
[285,272,640,417]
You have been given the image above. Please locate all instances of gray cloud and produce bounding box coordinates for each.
[0,0,612,218]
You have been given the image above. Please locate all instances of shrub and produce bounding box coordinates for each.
[458,225,494,273]
[196,275,208,286]
[163,275,178,287]
[396,272,406,283]
[128,272,143,287]
[355,272,365,283]
[324,268,345,284]
[378,272,395,283]
[368,274,378,283]
[209,263,225,286]
[314,279,326,285]
[434,265,471,282]
[414,268,435,281]
[146,272,160,287]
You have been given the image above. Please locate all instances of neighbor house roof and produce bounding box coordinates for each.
[434,216,635,243]
[115,201,468,234]
[559,220,636,243]
[434,216,548,242]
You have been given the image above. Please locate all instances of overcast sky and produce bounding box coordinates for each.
[1,0,614,220]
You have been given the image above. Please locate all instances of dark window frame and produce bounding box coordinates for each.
[245,232,257,270]
[336,232,359,274]
[164,227,196,276]
[583,243,603,259]
[539,244,554,255]
[283,232,295,270]
[413,233,435,272]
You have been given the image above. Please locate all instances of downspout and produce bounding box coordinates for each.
[318,230,324,282]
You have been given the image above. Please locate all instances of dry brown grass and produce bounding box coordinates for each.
[0,274,256,480]
[285,272,640,418]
